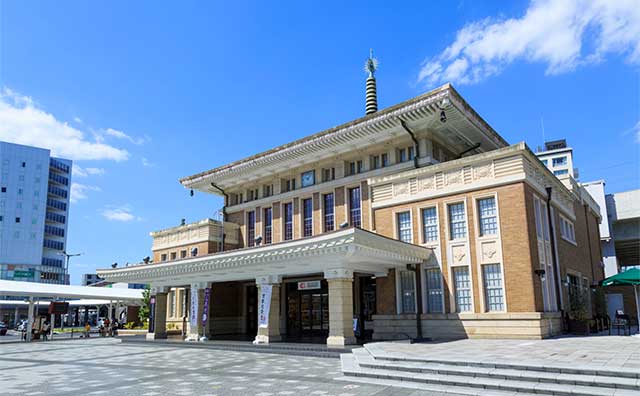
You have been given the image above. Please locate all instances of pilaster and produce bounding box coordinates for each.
[147,286,169,340]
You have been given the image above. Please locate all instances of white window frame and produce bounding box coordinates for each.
[452,266,473,313]
[424,266,445,314]
[419,205,439,245]
[481,263,506,312]
[559,214,577,245]
[282,201,294,241]
[320,189,335,233]
[446,201,468,241]
[300,195,314,238]
[392,209,413,244]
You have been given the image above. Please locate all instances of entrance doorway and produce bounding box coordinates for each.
[357,276,376,341]
[286,280,329,341]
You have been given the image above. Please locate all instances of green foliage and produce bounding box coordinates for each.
[138,285,151,324]
[593,287,607,317]
[568,287,589,321]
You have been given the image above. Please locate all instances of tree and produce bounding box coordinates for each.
[138,285,151,324]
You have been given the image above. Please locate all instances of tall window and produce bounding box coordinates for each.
[477,197,498,236]
[247,211,256,247]
[448,203,467,240]
[399,270,416,313]
[303,198,313,237]
[371,155,380,170]
[381,153,389,167]
[349,187,361,228]
[323,193,334,232]
[425,268,444,313]
[284,203,293,240]
[453,266,472,312]
[483,264,504,311]
[396,211,412,243]
[398,148,407,163]
[421,207,438,242]
[168,291,176,317]
[263,207,272,244]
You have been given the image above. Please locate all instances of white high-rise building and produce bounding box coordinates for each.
[535,139,578,179]
[0,141,72,284]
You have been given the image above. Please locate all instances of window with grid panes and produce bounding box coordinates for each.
[421,207,438,242]
[349,187,361,228]
[454,266,472,312]
[284,203,293,240]
[263,207,272,244]
[247,211,256,247]
[425,268,444,313]
[323,193,334,232]
[399,270,416,313]
[482,264,504,311]
[448,203,467,240]
[396,211,412,243]
[477,197,498,236]
[303,198,313,237]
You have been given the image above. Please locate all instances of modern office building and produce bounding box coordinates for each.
[0,141,72,284]
[98,59,603,345]
[535,139,577,179]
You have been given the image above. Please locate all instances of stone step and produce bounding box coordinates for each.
[364,343,640,379]
[350,348,640,391]
[341,354,636,396]
[120,338,347,358]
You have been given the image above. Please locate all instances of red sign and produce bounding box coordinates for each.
[48,302,69,314]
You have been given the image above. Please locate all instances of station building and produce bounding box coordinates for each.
[97,66,603,346]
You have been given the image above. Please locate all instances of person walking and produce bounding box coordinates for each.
[83,322,91,338]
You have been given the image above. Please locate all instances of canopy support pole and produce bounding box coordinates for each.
[635,285,639,335]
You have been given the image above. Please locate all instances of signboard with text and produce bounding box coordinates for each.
[202,288,211,326]
[297,280,321,290]
[190,287,199,329]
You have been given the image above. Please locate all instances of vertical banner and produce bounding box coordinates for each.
[202,288,211,326]
[189,287,199,329]
[149,297,156,333]
[257,284,273,328]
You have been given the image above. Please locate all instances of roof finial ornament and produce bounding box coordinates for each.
[364,49,379,115]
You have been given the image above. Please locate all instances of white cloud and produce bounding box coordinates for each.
[0,88,129,161]
[73,165,106,178]
[73,116,83,124]
[418,0,640,86]
[103,128,150,145]
[70,183,102,203]
[141,157,155,167]
[101,206,141,222]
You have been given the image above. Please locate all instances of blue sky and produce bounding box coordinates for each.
[0,0,638,284]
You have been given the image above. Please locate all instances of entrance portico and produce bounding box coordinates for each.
[97,228,432,346]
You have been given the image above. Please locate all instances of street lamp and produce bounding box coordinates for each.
[58,250,82,285]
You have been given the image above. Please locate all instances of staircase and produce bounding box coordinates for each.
[339,344,640,395]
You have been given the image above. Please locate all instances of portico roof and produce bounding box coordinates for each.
[96,228,432,286]
[0,280,143,301]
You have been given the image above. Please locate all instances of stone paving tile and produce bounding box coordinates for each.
[0,338,462,396]
[367,335,640,373]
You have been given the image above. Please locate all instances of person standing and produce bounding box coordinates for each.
[83,322,91,338]
[41,321,50,341]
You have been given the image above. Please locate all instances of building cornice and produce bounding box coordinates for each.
[179,84,508,193]
[368,142,589,220]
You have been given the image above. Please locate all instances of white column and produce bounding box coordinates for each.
[14,306,19,327]
[26,298,34,342]
[146,286,169,340]
[325,269,356,347]
[254,275,282,344]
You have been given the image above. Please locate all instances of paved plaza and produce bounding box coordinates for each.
[366,334,640,372]
[0,338,459,396]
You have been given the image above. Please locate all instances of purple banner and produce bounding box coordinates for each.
[201,288,211,326]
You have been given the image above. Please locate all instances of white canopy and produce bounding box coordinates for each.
[0,299,142,307]
[0,280,143,301]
